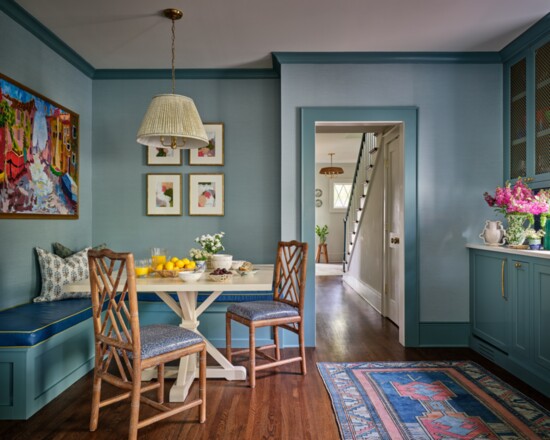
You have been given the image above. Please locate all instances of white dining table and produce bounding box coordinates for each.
[63,265,274,402]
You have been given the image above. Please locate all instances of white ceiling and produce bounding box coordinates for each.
[15,0,550,69]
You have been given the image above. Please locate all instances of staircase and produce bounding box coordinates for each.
[342,132,380,272]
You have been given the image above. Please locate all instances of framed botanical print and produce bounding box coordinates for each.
[188,173,224,216]
[189,123,224,166]
[147,146,182,165]
[0,72,79,219]
[146,173,182,216]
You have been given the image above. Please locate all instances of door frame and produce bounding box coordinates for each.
[301,107,419,346]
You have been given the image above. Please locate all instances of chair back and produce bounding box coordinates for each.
[273,241,308,312]
[88,249,142,379]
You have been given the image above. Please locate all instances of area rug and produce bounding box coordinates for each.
[317,361,550,439]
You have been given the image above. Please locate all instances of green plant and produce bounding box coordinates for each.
[525,228,545,239]
[315,224,329,243]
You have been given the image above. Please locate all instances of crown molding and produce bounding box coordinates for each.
[0,0,95,78]
[500,12,550,62]
[272,51,502,66]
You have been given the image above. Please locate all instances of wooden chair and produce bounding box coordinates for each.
[87,249,206,440]
[226,241,308,388]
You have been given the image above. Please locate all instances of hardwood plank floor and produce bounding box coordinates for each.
[1,276,549,439]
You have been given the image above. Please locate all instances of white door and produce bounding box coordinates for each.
[384,127,404,336]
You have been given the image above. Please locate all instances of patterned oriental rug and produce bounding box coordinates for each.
[317,361,550,439]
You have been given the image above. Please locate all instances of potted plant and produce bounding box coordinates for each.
[315,224,329,244]
[524,228,545,250]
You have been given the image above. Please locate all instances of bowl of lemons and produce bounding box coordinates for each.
[152,257,197,277]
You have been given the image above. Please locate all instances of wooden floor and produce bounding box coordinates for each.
[2,276,549,439]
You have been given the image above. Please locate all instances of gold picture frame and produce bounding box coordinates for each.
[146,146,182,166]
[188,173,224,216]
[189,123,224,166]
[146,173,182,216]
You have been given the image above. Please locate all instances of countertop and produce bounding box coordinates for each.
[466,243,550,260]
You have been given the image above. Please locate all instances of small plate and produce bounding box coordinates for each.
[238,269,258,276]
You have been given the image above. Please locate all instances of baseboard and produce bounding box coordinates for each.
[342,274,382,313]
[418,322,470,347]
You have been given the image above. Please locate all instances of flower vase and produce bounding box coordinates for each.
[545,221,550,251]
[479,220,504,246]
[505,214,529,246]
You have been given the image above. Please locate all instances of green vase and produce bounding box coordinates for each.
[545,220,550,250]
[505,214,529,246]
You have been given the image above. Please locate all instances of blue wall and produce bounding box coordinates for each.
[91,78,281,262]
[0,11,93,309]
[280,63,503,343]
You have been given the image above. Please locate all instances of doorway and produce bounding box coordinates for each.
[301,107,419,347]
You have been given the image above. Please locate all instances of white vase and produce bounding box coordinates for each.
[480,220,505,246]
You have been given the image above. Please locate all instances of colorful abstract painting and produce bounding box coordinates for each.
[0,73,79,218]
[146,173,182,216]
[189,173,224,216]
[318,361,550,439]
[189,123,224,166]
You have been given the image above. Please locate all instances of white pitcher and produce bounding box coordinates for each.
[479,220,505,246]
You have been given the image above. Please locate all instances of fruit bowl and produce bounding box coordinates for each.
[152,268,194,278]
[178,271,203,282]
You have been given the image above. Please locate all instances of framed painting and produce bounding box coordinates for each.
[189,123,224,166]
[146,173,182,216]
[188,173,224,216]
[0,72,80,219]
[147,146,182,165]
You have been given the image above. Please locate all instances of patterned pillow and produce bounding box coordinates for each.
[34,247,91,302]
[52,242,107,259]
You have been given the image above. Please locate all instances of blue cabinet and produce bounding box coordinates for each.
[469,247,550,397]
[470,252,509,351]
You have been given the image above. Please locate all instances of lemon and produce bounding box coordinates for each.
[171,257,179,263]
[155,264,164,271]
[182,258,190,265]
[165,261,175,271]
[186,261,196,269]
[175,260,185,269]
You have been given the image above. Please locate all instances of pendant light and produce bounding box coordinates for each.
[319,153,344,177]
[136,8,208,150]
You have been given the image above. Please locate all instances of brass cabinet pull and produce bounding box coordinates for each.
[501,260,507,300]
[515,262,522,268]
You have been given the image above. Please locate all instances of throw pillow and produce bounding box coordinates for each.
[52,242,107,258]
[34,247,91,302]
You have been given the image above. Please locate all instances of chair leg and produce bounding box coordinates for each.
[199,346,207,423]
[157,363,165,404]
[128,378,141,440]
[273,325,280,360]
[89,371,102,432]
[299,322,307,375]
[249,325,256,388]
[226,314,232,363]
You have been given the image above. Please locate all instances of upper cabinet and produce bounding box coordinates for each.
[505,38,550,187]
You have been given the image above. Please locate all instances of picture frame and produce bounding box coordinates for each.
[0,72,80,219]
[147,146,182,165]
[189,123,224,166]
[146,173,182,216]
[188,173,224,216]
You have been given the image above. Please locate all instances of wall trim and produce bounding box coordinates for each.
[418,322,470,347]
[343,274,382,313]
[93,68,279,80]
[272,52,502,69]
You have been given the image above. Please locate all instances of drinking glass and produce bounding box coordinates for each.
[135,259,150,278]
[151,248,167,268]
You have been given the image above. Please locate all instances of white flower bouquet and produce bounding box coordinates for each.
[195,232,225,255]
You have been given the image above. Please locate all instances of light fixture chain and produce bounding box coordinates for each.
[171,16,176,94]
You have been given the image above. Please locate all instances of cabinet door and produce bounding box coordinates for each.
[509,259,531,360]
[509,57,527,179]
[471,252,509,352]
[535,40,550,178]
[533,263,550,371]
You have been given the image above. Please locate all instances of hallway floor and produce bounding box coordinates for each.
[1,276,548,439]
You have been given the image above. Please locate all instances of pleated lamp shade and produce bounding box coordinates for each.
[136,94,209,149]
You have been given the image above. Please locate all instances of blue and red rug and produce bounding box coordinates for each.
[317,361,550,439]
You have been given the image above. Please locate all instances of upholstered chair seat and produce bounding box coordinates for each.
[134,325,203,359]
[226,301,299,322]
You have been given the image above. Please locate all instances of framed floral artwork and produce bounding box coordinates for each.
[146,173,182,216]
[0,72,79,219]
[147,146,182,165]
[188,173,224,216]
[189,123,224,166]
